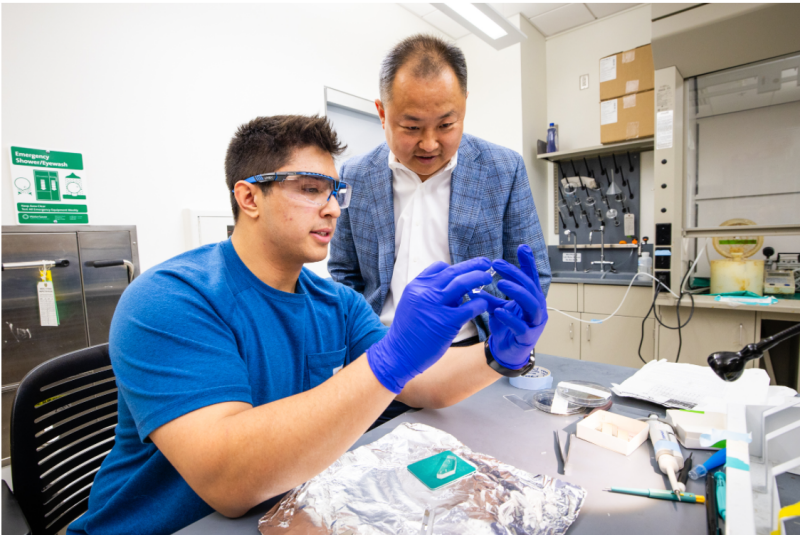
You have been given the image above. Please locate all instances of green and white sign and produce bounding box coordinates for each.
[10,146,89,225]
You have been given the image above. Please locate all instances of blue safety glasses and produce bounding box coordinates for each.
[237,172,352,209]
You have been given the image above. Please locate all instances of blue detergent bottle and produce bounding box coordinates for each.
[547,123,558,153]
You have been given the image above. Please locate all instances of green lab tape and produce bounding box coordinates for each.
[712,440,726,449]
[680,410,705,414]
[726,458,750,472]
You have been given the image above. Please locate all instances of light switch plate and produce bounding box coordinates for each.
[580,74,589,90]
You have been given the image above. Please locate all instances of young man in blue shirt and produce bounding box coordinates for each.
[69,115,548,535]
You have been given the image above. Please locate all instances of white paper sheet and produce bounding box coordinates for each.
[600,56,616,82]
[611,359,770,410]
[600,100,618,125]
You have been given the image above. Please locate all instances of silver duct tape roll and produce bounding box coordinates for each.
[509,366,553,390]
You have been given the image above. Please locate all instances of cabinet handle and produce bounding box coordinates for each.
[587,324,591,342]
[569,323,574,340]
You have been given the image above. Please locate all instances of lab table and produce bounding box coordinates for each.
[176,354,796,535]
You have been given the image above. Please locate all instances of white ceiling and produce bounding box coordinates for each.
[399,3,641,39]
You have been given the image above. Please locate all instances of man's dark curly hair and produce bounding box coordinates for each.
[225,115,346,221]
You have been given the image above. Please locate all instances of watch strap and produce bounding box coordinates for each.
[484,342,535,378]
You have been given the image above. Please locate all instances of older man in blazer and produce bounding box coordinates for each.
[330,34,550,359]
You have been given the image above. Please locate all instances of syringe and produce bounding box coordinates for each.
[647,414,686,499]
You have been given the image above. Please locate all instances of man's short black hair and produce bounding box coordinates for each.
[225,115,346,221]
[379,34,467,103]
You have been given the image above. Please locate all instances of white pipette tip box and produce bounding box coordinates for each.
[577,410,649,456]
[666,409,727,450]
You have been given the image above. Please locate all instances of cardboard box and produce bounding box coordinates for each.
[600,89,654,144]
[599,44,654,101]
[577,410,649,456]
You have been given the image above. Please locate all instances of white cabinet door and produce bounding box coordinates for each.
[536,312,580,360]
[547,283,579,312]
[657,307,756,367]
[581,313,655,369]
[583,285,654,317]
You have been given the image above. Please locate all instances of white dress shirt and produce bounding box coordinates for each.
[379,151,479,343]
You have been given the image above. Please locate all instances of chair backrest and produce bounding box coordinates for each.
[11,344,118,535]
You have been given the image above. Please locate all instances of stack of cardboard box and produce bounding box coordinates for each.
[599,44,655,144]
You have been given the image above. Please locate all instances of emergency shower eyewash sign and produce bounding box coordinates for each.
[10,146,90,225]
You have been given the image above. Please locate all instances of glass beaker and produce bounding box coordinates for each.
[606,208,620,227]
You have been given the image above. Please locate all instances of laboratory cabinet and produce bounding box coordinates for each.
[583,285,654,318]
[1,225,140,465]
[538,282,655,368]
[545,283,579,314]
[581,313,655,369]
[536,312,581,360]
[656,307,756,367]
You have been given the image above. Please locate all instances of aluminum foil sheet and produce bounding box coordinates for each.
[259,422,586,534]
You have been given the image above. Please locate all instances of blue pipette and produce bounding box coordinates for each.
[688,448,726,479]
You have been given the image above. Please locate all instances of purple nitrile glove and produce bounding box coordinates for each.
[472,244,548,370]
[366,258,492,394]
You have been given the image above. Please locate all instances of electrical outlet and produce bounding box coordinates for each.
[580,74,589,90]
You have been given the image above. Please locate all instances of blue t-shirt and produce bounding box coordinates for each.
[68,239,388,535]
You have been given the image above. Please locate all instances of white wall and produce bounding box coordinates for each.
[457,19,524,154]
[545,4,652,151]
[458,15,550,240]
[519,16,550,241]
[543,5,653,244]
[2,4,445,271]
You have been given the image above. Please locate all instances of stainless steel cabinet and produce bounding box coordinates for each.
[1,225,139,465]
[78,231,135,345]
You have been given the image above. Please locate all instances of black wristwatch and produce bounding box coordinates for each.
[484,342,536,377]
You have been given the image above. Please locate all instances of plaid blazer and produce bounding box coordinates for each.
[328,133,551,341]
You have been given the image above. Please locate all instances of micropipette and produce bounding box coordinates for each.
[647,414,686,499]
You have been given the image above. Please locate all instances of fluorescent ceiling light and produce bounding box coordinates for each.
[445,3,507,39]
[431,3,527,51]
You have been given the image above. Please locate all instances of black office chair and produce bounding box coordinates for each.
[9,344,118,535]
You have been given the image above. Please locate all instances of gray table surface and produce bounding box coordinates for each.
[177,354,797,535]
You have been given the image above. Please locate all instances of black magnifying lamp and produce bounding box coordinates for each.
[708,323,800,381]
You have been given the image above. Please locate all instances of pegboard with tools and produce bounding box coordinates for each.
[555,151,642,246]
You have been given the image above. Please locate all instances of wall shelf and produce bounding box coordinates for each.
[683,224,800,239]
[556,244,640,249]
[656,294,800,315]
[537,137,654,162]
